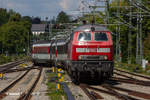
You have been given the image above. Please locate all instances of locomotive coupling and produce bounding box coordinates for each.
[83,64,88,71]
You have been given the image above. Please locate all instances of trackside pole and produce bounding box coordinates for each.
[55,40,60,90]
[52,67,55,72]
[57,68,62,90]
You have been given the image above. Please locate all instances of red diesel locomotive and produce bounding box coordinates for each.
[32,24,114,83]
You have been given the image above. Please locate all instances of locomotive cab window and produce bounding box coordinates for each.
[70,33,74,41]
[78,32,91,41]
[94,32,108,41]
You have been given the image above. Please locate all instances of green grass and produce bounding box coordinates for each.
[46,71,67,100]
[115,62,150,76]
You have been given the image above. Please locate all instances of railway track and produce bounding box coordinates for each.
[81,83,150,100]
[0,66,42,100]
[18,68,42,100]
[80,84,103,100]
[80,84,138,100]
[79,68,150,100]
[0,60,26,73]
[113,68,150,87]
[113,72,150,86]
[102,84,150,100]
[0,69,31,99]
[112,77,150,86]
[114,68,150,80]
[3,66,38,74]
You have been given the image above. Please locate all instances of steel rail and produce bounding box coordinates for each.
[115,68,150,80]
[18,68,42,100]
[87,85,139,100]
[0,69,31,99]
[4,66,38,74]
[114,72,150,84]
[0,60,25,72]
[112,77,150,86]
[102,84,150,100]
[90,91,104,100]
[101,85,140,100]
[80,84,99,100]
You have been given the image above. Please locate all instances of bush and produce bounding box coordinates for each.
[0,54,12,64]
[115,62,150,75]
[115,62,143,73]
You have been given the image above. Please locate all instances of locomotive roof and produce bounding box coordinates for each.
[74,24,109,32]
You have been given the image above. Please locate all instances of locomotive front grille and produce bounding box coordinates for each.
[78,55,108,60]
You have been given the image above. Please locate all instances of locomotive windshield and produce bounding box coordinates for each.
[78,32,91,41]
[94,32,108,41]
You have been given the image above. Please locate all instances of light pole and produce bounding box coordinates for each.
[27,32,30,56]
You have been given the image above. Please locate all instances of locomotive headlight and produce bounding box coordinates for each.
[76,48,89,53]
[97,48,110,53]
[78,55,87,60]
[78,55,82,60]
[104,56,108,60]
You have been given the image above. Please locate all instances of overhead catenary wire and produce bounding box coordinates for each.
[77,0,148,64]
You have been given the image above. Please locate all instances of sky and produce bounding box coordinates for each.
[0,0,80,20]
[0,0,106,20]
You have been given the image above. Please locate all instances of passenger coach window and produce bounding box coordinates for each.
[94,32,108,41]
[78,32,91,41]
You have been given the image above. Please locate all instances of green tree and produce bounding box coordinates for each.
[22,16,32,23]
[0,8,32,55]
[0,21,31,54]
[56,11,70,24]
[0,8,9,26]
[143,34,150,61]
[9,13,21,22]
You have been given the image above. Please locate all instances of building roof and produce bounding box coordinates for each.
[31,24,47,32]
[74,24,109,32]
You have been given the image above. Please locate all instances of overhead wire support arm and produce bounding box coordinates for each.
[106,0,109,24]
[116,0,121,62]
[130,0,150,14]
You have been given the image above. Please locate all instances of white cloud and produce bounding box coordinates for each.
[59,0,78,11]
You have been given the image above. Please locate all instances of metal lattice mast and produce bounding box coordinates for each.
[117,0,121,62]
[136,6,140,64]
[106,0,109,24]
[116,26,118,61]
[135,0,143,65]
[139,0,143,64]
[128,0,132,64]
